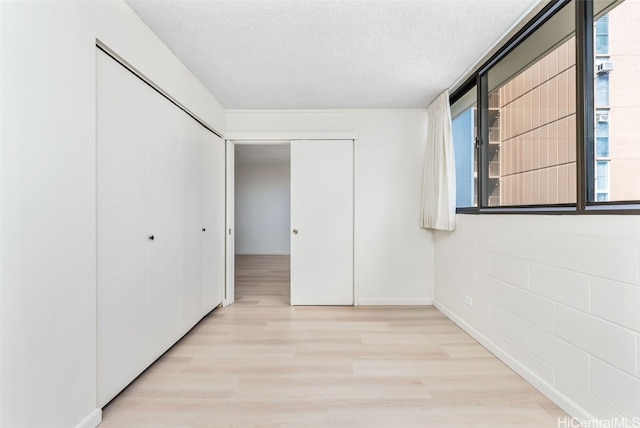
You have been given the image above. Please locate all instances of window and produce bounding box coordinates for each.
[595,14,609,55]
[595,118,609,157]
[596,160,609,198]
[595,72,609,106]
[451,0,640,212]
[483,1,576,207]
[451,87,477,208]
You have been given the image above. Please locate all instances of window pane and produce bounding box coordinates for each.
[485,1,576,206]
[595,118,609,157]
[591,1,640,202]
[596,160,609,192]
[596,137,610,157]
[452,87,477,208]
[595,73,609,106]
[595,14,609,55]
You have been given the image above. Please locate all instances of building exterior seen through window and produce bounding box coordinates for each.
[494,37,577,206]
[592,0,640,202]
[592,1,640,203]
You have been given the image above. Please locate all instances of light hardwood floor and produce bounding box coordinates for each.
[101,255,567,427]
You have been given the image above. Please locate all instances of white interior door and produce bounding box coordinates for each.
[96,50,151,406]
[225,140,235,305]
[203,133,225,311]
[290,140,354,305]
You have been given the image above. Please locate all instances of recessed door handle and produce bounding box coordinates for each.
[148,235,155,241]
[292,229,298,235]
[202,228,206,232]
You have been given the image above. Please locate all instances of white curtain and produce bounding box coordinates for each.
[420,90,456,231]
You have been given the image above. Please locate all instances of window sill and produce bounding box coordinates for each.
[456,204,640,215]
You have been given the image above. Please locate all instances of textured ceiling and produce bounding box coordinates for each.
[235,144,291,165]
[126,0,539,109]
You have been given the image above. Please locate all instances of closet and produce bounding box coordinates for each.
[96,48,224,406]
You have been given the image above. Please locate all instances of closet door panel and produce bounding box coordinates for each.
[182,116,205,327]
[96,50,150,406]
[225,140,236,305]
[203,133,225,311]
[147,90,184,354]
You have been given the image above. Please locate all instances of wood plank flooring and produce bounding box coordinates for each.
[235,254,291,307]
[101,255,567,427]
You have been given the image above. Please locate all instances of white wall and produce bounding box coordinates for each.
[226,110,434,305]
[434,214,640,421]
[235,163,291,255]
[0,1,225,427]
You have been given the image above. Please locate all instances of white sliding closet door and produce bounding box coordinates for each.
[225,140,235,305]
[182,116,204,329]
[97,48,226,407]
[290,140,354,305]
[147,90,184,355]
[96,50,152,406]
[203,134,225,311]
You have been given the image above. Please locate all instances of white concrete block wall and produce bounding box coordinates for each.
[434,214,640,421]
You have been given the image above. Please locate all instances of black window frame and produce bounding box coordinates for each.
[450,0,640,215]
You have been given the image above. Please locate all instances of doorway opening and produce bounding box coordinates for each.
[233,144,291,306]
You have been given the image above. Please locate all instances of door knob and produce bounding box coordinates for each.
[292,229,299,235]
[148,235,155,241]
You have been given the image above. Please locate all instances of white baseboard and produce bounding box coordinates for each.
[356,298,433,306]
[74,409,101,428]
[434,299,596,421]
